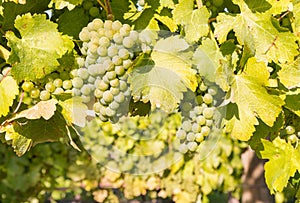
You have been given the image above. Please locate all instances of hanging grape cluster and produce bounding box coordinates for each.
[282,118,300,145]
[74,19,140,122]
[19,66,74,106]
[176,80,219,153]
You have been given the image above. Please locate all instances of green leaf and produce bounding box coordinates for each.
[214,1,298,63]
[0,45,10,61]
[13,111,68,146]
[3,124,32,156]
[227,57,284,140]
[160,0,175,9]
[0,0,50,31]
[6,13,74,82]
[284,91,300,117]
[154,14,178,32]
[244,0,272,13]
[0,76,19,117]
[261,137,300,193]
[57,7,89,39]
[111,0,131,22]
[193,38,223,82]
[59,97,88,127]
[173,0,210,42]
[278,57,300,89]
[14,99,58,120]
[129,36,197,112]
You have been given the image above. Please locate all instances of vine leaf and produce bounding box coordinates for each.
[172,0,210,42]
[59,97,88,127]
[193,38,223,82]
[226,58,284,141]
[3,124,32,156]
[14,99,58,120]
[278,58,300,89]
[0,76,19,117]
[261,137,300,193]
[5,13,74,82]
[49,0,82,10]
[214,0,298,63]
[129,36,197,113]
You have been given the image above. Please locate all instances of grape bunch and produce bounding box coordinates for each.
[20,70,74,106]
[176,81,219,153]
[75,18,140,122]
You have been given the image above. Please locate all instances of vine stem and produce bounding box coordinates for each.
[13,91,24,113]
[195,0,203,8]
[96,0,108,14]
[278,10,290,21]
[104,0,114,20]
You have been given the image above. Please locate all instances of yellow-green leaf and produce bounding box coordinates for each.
[0,76,19,117]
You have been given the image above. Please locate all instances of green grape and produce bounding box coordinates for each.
[106,71,117,80]
[103,91,114,103]
[62,80,72,90]
[109,101,120,110]
[81,95,91,103]
[288,134,298,144]
[112,56,122,65]
[205,119,213,127]
[195,133,204,142]
[179,143,188,154]
[112,20,122,31]
[53,87,64,94]
[81,85,91,95]
[123,37,135,48]
[119,80,128,91]
[286,125,296,135]
[72,77,84,88]
[89,7,100,17]
[212,0,224,7]
[107,46,119,57]
[78,68,89,80]
[40,90,51,101]
[104,20,113,30]
[110,79,120,87]
[187,132,195,141]
[92,18,104,30]
[93,102,101,113]
[118,48,130,59]
[30,88,40,99]
[98,80,109,91]
[83,1,94,10]
[79,28,90,42]
[72,88,81,96]
[187,141,198,151]
[201,126,211,137]
[94,89,104,98]
[199,82,207,91]
[53,78,63,88]
[208,86,218,96]
[70,69,78,78]
[97,46,108,57]
[203,107,214,119]
[115,93,125,103]
[113,33,123,44]
[115,66,125,76]
[182,120,192,131]
[99,36,110,47]
[192,123,200,133]
[176,129,186,140]
[203,93,213,105]
[105,107,116,117]
[22,81,34,92]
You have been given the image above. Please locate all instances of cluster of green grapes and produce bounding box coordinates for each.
[20,69,73,106]
[74,18,140,122]
[80,109,181,174]
[82,0,103,19]
[176,81,218,153]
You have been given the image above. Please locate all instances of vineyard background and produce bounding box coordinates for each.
[0,0,300,203]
